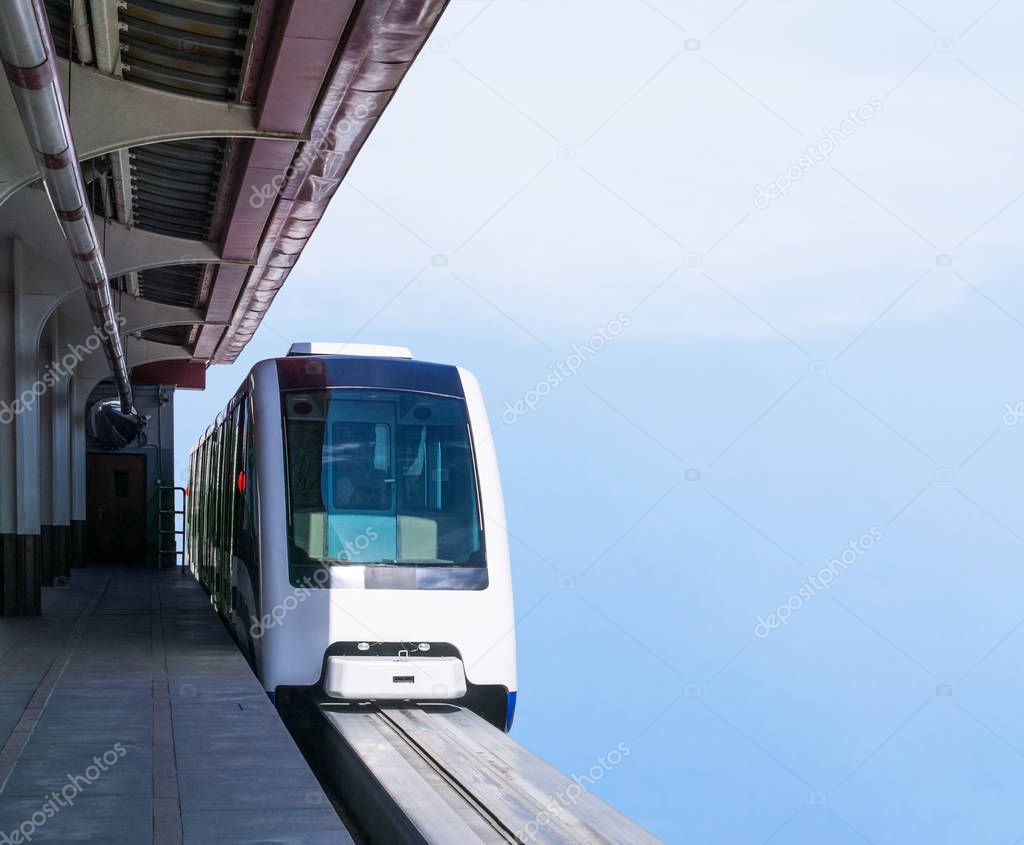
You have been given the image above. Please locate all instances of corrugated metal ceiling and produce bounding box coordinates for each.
[48,0,254,337]
[120,0,252,101]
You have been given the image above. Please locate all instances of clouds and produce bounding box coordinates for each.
[264,0,1023,350]
[170,8,1024,840]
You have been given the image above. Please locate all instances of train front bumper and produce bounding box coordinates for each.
[324,655,468,700]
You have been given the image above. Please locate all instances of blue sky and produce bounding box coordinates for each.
[175,1,1024,841]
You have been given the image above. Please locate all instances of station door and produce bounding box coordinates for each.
[86,453,148,564]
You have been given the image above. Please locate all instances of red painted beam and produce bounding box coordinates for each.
[132,360,206,390]
[200,1,357,354]
[220,139,298,261]
[256,0,358,134]
[202,0,448,363]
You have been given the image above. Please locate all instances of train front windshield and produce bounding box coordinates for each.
[283,389,485,578]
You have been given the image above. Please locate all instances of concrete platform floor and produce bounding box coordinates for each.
[0,566,353,844]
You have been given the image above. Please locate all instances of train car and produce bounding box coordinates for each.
[187,343,517,731]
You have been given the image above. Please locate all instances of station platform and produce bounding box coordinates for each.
[0,565,352,844]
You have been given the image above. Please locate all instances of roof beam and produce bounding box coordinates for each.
[58,288,206,335]
[131,359,206,389]
[0,188,228,294]
[256,0,357,133]
[110,149,132,224]
[192,323,226,362]
[88,0,121,76]
[213,0,449,363]
[71,335,193,381]
[0,60,306,206]
[118,298,206,333]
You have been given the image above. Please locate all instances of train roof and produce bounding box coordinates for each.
[287,342,413,358]
[191,344,467,449]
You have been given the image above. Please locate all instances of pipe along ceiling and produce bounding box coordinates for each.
[0,0,144,448]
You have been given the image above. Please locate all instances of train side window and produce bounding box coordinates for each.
[219,422,233,554]
[215,428,226,553]
[237,393,259,591]
[195,438,206,581]
[233,401,247,543]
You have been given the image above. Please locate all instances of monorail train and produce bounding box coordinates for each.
[187,343,517,731]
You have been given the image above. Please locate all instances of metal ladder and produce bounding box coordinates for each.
[158,485,186,568]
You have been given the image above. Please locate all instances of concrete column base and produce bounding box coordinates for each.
[40,524,54,587]
[71,520,86,568]
[0,533,42,616]
[0,535,14,616]
[54,523,71,581]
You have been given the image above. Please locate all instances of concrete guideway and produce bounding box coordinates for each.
[311,704,665,844]
[0,566,352,844]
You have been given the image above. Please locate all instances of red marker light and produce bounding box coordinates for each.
[236,471,247,493]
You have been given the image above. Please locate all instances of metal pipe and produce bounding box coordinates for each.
[0,0,133,414]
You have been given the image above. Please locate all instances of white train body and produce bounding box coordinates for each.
[188,345,518,730]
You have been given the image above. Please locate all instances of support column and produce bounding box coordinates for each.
[14,242,58,613]
[0,239,59,614]
[70,374,97,571]
[0,238,16,614]
[45,314,72,584]
[38,330,55,587]
[53,382,72,582]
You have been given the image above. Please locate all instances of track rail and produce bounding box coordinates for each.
[375,708,521,844]
[306,702,663,845]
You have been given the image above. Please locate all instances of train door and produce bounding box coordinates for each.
[86,453,147,564]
